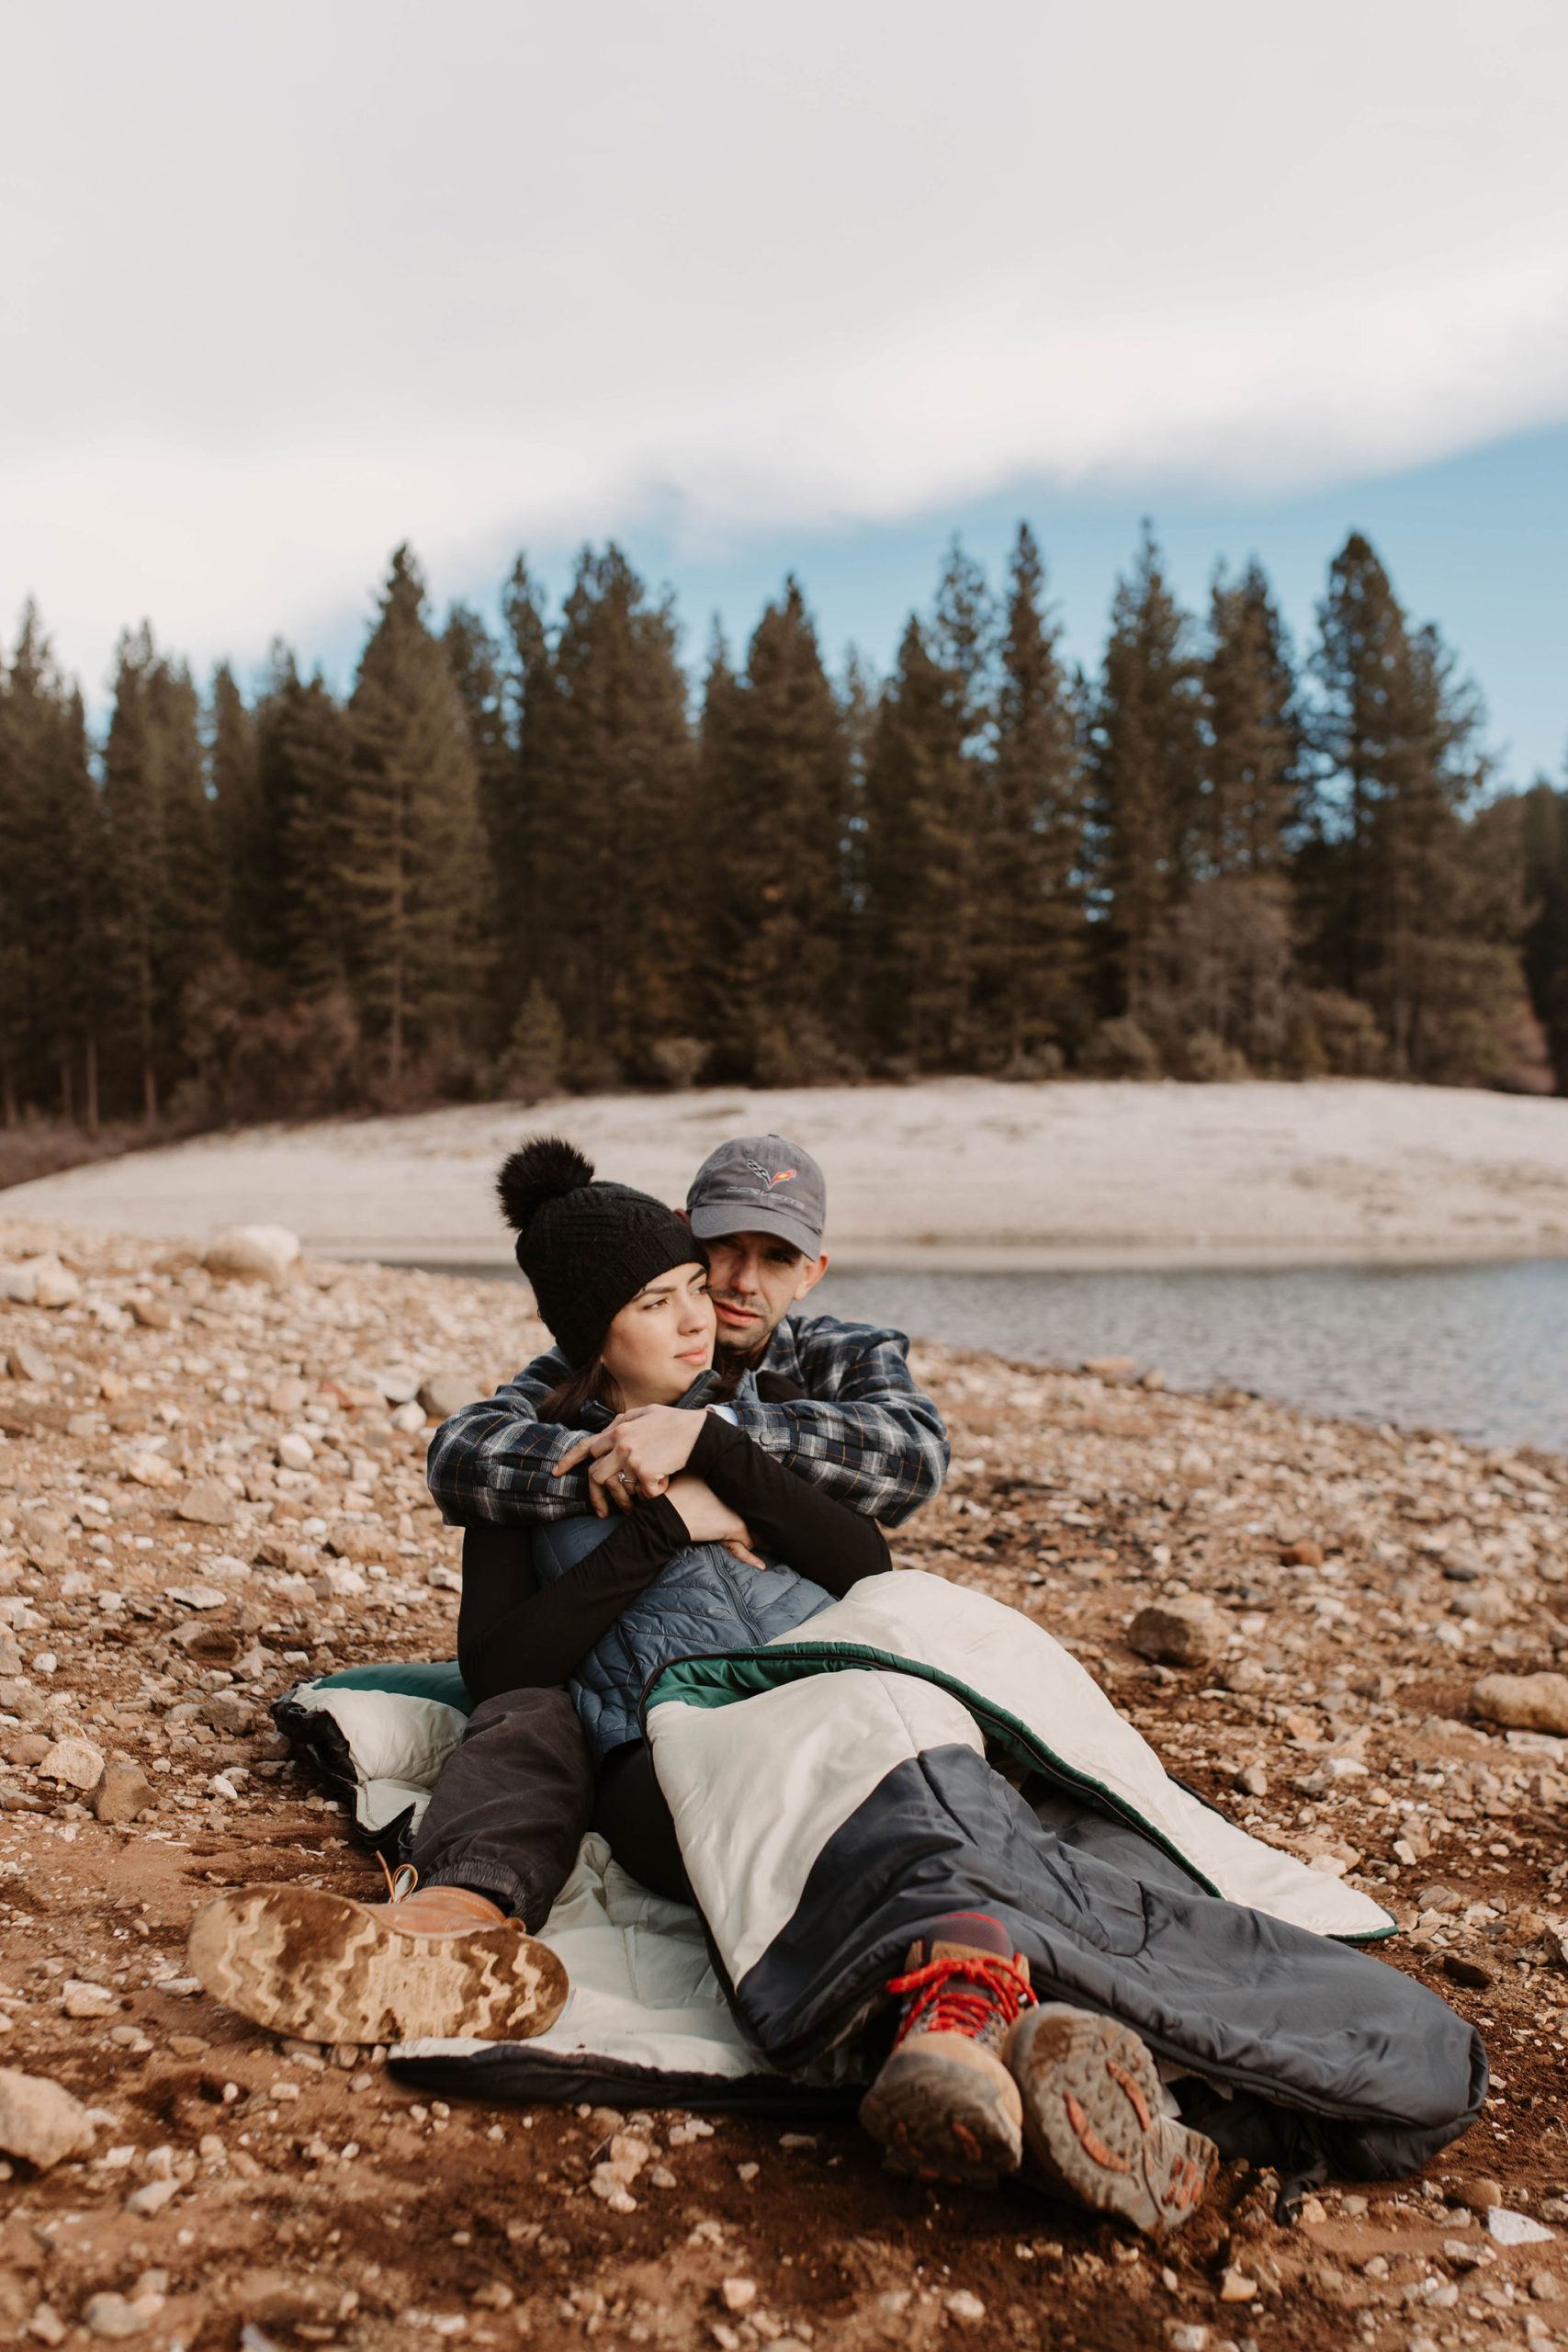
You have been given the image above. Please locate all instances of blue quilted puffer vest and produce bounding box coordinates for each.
[531,1374,837,1764]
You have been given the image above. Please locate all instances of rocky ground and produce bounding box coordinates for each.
[1,1216,1567,2352]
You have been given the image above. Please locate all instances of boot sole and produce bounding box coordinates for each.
[860,2044,1023,2189]
[1009,2005,1216,2235]
[186,1884,570,2046]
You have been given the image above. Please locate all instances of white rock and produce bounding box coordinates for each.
[427,1565,462,1592]
[277,1431,315,1471]
[124,1452,180,1490]
[419,1371,483,1420]
[390,1399,427,1433]
[61,1981,117,2018]
[175,1478,235,1528]
[164,1584,227,1611]
[1490,2209,1555,2245]
[0,2067,96,2166]
[38,1736,107,1791]
[374,1364,422,1405]
[4,1257,82,1309]
[204,1226,299,1285]
[944,2291,987,2328]
[124,2175,180,2216]
[315,1563,368,1599]
[83,2290,164,2338]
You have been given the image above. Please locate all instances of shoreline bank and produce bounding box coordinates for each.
[3,1076,1568,1272]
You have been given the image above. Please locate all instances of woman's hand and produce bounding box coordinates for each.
[554,1404,706,1517]
[666,1476,765,1569]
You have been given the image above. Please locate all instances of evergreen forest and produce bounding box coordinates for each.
[3,525,1567,1174]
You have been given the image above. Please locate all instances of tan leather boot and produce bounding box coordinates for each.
[1006,2004,1216,2235]
[858,1912,1036,2188]
[187,1872,569,2047]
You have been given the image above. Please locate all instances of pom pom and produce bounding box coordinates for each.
[496,1136,595,1235]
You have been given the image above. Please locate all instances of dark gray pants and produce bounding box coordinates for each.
[411,1686,594,1930]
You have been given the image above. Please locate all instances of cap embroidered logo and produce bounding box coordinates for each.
[746,1161,798,1190]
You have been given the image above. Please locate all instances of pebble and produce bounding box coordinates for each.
[1490,2209,1556,2245]
[1472,1673,1568,1736]
[720,2280,756,2312]
[1218,2266,1258,2301]
[27,2307,68,2347]
[420,1371,483,1420]
[60,1978,116,2018]
[83,2290,164,2339]
[276,1431,315,1472]
[175,1478,236,1528]
[1128,1600,1223,1669]
[36,1735,105,1790]
[124,2176,181,2217]
[943,2290,987,2327]
[204,1225,299,1284]
[0,2066,96,2167]
[1441,1951,1495,1989]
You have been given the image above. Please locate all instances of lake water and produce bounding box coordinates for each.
[429,1255,1568,1457]
[812,1261,1568,1458]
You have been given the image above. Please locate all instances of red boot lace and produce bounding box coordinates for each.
[886,1952,1036,2049]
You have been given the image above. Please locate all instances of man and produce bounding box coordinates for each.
[188,1135,948,2044]
[428,1132,949,1532]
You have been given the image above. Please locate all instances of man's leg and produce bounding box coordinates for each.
[187,1688,592,2044]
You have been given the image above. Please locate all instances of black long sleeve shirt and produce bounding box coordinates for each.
[457,1408,891,1704]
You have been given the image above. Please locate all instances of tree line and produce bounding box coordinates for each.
[2,525,1566,1145]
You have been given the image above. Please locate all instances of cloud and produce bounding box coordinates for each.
[3,0,1567,685]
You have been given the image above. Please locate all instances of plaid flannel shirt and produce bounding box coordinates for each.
[425,1311,949,1530]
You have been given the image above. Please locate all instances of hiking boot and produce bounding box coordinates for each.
[858,1912,1036,2188]
[186,1873,570,2047]
[1006,2003,1216,2235]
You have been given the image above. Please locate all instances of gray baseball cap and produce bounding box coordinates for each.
[686,1135,827,1258]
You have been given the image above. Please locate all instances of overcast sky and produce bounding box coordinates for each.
[4,0,1567,773]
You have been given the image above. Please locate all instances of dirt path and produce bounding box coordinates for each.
[6,1079,1568,1271]
[1,1213,1566,2347]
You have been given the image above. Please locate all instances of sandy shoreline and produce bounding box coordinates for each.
[5,1077,1568,1272]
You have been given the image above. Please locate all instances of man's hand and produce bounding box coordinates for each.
[553,1404,707,1517]
[665,1476,764,1568]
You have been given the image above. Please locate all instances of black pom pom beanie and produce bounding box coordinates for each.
[495,1136,701,1366]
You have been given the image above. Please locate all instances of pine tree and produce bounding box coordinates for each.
[251,650,356,999]
[1306,534,1522,1080]
[976,524,1089,1067]
[1518,777,1568,1088]
[102,627,221,1121]
[862,543,993,1069]
[519,545,699,1081]
[344,548,485,1085]
[209,662,265,956]
[1088,527,1203,1026]
[1201,560,1301,876]
[697,581,851,1082]
[1151,560,1305,1072]
[0,606,104,1123]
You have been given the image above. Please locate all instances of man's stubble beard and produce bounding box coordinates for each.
[714,1326,774,1378]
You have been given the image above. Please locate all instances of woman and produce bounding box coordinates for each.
[457,1137,890,1900]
